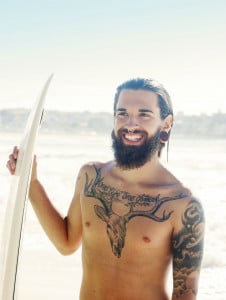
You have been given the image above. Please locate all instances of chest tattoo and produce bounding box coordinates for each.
[84,165,187,257]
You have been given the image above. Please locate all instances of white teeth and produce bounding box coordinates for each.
[125,134,141,141]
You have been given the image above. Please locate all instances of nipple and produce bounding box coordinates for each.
[85,221,91,227]
[142,236,151,243]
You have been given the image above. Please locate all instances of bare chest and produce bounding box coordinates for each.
[80,167,185,259]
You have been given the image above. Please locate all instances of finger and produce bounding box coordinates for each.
[6,160,15,174]
[13,146,19,159]
[8,153,17,171]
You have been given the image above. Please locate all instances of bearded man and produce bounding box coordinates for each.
[7,78,205,300]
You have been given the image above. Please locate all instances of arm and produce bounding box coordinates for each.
[7,146,83,255]
[29,156,83,255]
[171,199,205,299]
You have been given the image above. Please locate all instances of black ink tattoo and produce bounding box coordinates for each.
[84,165,187,258]
[172,199,205,298]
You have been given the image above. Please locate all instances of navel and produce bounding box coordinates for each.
[142,236,151,243]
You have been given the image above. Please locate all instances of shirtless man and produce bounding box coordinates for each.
[7,78,205,300]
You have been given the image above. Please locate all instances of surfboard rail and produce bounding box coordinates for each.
[0,74,54,300]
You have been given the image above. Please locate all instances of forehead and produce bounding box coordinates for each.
[116,89,159,111]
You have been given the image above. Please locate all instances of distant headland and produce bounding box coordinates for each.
[0,109,225,138]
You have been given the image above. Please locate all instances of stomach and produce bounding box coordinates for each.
[80,244,171,300]
[79,277,170,300]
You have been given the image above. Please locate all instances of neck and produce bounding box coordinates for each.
[114,154,163,183]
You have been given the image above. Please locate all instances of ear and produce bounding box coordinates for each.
[161,114,173,131]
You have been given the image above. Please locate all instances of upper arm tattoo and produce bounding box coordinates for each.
[172,199,205,298]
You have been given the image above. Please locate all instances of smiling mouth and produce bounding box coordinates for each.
[124,133,143,142]
[119,129,146,144]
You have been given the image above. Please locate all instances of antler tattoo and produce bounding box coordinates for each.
[84,165,187,257]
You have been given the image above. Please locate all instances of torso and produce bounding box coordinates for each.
[78,161,191,300]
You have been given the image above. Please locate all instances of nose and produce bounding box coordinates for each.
[124,115,138,132]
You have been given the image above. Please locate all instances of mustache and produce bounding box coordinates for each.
[118,128,147,135]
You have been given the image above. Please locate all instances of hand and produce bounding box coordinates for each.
[6,146,19,175]
[6,146,38,181]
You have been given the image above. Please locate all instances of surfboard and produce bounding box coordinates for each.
[0,74,54,300]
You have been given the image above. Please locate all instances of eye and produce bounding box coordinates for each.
[139,112,151,119]
[116,111,128,119]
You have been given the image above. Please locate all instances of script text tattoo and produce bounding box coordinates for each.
[84,165,187,258]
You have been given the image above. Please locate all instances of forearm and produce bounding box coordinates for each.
[29,179,69,254]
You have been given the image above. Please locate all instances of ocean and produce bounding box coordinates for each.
[0,132,226,299]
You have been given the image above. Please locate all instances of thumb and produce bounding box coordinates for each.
[30,155,38,182]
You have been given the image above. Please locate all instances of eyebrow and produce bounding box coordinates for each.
[139,108,153,113]
[115,108,126,112]
[115,108,153,113]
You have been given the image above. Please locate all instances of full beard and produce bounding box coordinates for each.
[111,128,161,170]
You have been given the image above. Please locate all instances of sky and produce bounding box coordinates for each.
[0,0,226,115]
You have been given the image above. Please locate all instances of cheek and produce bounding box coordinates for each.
[114,119,123,132]
[112,123,119,137]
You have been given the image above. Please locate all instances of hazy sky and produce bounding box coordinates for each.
[1,0,226,115]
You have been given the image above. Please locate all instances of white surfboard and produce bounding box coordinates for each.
[0,74,54,300]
